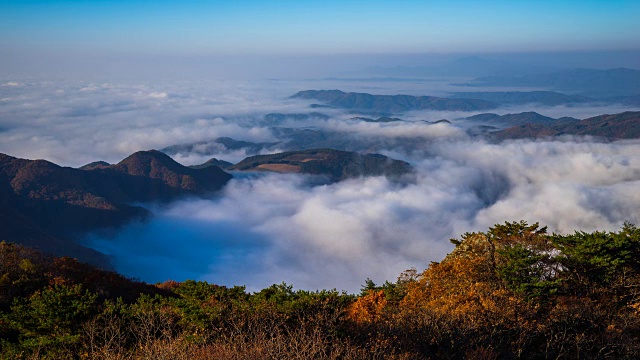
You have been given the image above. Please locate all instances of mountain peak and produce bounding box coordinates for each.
[118,149,175,164]
[114,150,185,176]
[0,150,234,266]
[78,161,110,170]
[111,149,231,191]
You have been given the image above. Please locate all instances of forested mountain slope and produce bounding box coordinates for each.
[2,221,639,359]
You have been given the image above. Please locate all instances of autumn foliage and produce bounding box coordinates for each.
[2,221,640,359]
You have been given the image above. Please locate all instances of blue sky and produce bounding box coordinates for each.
[1,0,639,54]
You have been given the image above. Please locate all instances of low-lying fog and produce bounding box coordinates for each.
[2,78,639,292]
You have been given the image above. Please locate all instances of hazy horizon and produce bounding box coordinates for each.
[2,0,640,81]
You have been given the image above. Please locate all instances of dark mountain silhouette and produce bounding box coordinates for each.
[291,90,497,112]
[0,150,232,266]
[463,112,578,127]
[0,187,107,266]
[492,111,640,140]
[0,242,173,311]
[229,148,412,182]
[449,91,593,106]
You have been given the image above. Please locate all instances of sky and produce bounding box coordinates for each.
[1,0,639,55]
[2,0,639,80]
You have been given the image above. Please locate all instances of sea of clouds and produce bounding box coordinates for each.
[2,78,639,292]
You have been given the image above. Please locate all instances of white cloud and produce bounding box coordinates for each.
[0,80,305,166]
[3,77,639,292]
[148,92,168,98]
[85,137,640,292]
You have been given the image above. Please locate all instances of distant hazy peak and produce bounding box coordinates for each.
[291,89,497,112]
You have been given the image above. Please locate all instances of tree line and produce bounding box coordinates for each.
[1,221,639,359]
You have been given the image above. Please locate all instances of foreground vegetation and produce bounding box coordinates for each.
[1,221,640,359]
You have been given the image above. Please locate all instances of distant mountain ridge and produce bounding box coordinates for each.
[291,90,497,112]
[264,112,330,122]
[364,56,554,78]
[463,68,640,98]
[188,158,234,170]
[492,111,640,140]
[463,112,578,127]
[161,130,363,158]
[449,91,593,106]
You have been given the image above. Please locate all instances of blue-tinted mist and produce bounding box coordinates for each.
[84,217,270,285]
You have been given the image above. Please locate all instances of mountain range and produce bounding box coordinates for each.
[462,112,579,127]
[291,90,497,112]
[164,128,368,157]
[1,147,416,265]
[492,111,640,141]
[264,112,331,122]
[0,150,232,266]
[448,91,594,106]
[363,56,554,78]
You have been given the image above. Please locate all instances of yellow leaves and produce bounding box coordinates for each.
[399,235,531,326]
[19,258,36,273]
[347,290,388,324]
